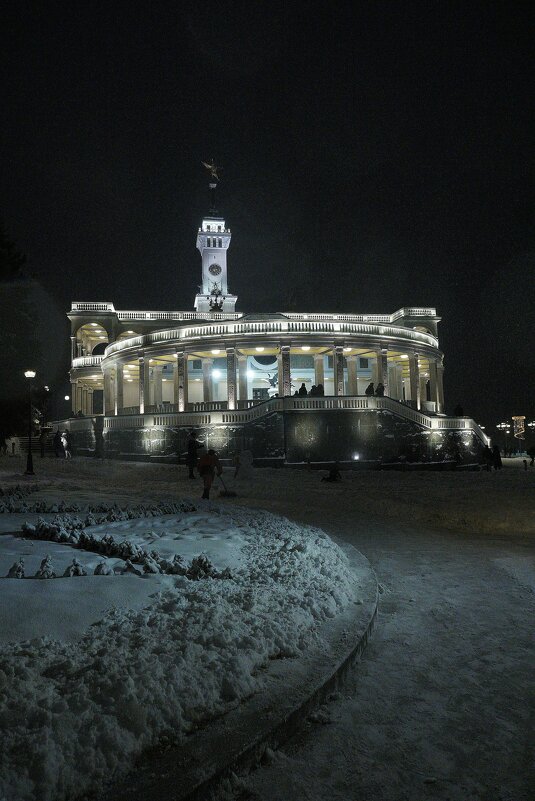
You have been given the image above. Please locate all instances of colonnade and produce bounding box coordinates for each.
[77,344,444,417]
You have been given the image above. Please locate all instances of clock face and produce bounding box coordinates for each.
[209,263,222,276]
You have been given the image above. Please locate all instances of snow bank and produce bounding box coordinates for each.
[0,504,359,801]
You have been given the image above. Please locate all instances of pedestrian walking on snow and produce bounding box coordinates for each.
[185,430,203,479]
[492,445,502,470]
[53,430,63,458]
[197,449,223,499]
[61,431,72,459]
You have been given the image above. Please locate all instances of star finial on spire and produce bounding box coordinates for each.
[201,159,221,181]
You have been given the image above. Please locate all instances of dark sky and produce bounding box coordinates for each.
[2,1,534,428]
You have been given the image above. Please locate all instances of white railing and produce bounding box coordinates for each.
[104,319,438,358]
[101,395,487,445]
[116,310,243,321]
[71,355,104,368]
[71,302,115,312]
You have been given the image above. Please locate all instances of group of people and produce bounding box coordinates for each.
[364,382,385,397]
[294,383,324,397]
[52,430,72,459]
[483,445,502,471]
[185,431,222,499]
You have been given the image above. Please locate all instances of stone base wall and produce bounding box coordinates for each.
[53,409,486,466]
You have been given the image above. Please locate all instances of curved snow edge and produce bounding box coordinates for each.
[102,544,378,801]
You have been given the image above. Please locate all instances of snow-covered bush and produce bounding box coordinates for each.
[6,558,25,578]
[34,555,56,579]
[63,558,87,577]
[94,561,113,575]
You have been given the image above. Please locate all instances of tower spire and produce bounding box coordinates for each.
[201,160,221,214]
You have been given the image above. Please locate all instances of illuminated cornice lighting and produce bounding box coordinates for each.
[211,349,221,355]
[91,323,98,327]
[301,346,311,351]
[127,379,133,383]
[24,370,36,379]
[195,378,201,382]
[343,347,351,352]
[255,346,265,352]
[401,354,408,359]
[98,336,106,340]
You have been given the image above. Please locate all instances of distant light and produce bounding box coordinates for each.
[127,379,133,383]
[255,346,265,352]
[64,395,70,401]
[24,370,36,379]
[211,349,221,355]
[44,386,50,391]
[91,323,98,327]
[301,346,310,351]
[343,347,351,352]
[352,453,360,461]
[195,378,201,382]
[401,355,408,359]
[162,378,168,382]
[247,370,255,379]
[98,336,106,340]
[126,330,135,334]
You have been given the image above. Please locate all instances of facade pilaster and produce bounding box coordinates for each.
[202,358,214,403]
[70,336,76,362]
[333,346,345,396]
[70,381,77,415]
[238,353,248,402]
[115,365,124,415]
[88,388,94,416]
[174,352,188,412]
[314,353,325,387]
[277,345,291,397]
[226,348,237,410]
[153,365,163,407]
[347,355,358,395]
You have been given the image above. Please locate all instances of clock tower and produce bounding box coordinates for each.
[194,181,238,314]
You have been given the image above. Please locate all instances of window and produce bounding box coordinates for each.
[191,360,202,370]
[218,238,222,248]
[359,358,369,368]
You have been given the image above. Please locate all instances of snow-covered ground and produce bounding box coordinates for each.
[0,461,363,801]
[1,455,534,801]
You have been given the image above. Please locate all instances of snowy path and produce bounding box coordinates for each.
[229,493,535,801]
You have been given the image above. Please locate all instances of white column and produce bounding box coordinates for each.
[408,354,420,410]
[103,370,114,416]
[115,365,124,415]
[202,358,214,403]
[278,345,291,397]
[238,353,248,402]
[88,388,94,416]
[333,346,345,396]
[153,365,163,408]
[380,349,389,396]
[314,353,325,387]
[138,355,150,414]
[70,336,76,362]
[174,351,188,412]
[226,348,237,410]
[347,355,358,395]
[436,360,445,413]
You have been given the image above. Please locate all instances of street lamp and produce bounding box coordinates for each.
[24,370,36,476]
[496,422,511,455]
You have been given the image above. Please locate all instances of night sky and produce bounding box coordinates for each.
[2,1,534,429]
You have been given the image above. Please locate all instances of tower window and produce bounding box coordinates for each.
[359,358,369,368]
[218,238,222,248]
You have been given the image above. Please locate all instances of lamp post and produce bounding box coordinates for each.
[24,370,36,476]
[496,422,511,455]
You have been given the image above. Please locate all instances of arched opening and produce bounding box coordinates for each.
[414,325,433,335]
[91,342,107,356]
[75,323,109,356]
